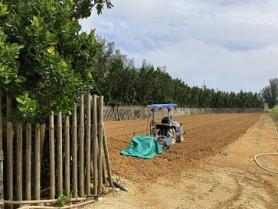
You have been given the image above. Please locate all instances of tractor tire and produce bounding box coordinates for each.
[176,126,184,143]
[167,128,176,145]
[177,135,184,143]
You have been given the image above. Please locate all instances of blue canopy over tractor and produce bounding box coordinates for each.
[148,103,177,109]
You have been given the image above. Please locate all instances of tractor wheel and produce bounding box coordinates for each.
[176,126,184,143]
[167,128,176,145]
[177,135,184,142]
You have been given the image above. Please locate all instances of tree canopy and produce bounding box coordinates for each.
[0,0,106,121]
[73,0,113,19]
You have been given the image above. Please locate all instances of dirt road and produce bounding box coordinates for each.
[86,113,278,209]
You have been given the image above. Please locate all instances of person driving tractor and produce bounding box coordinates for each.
[149,104,184,148]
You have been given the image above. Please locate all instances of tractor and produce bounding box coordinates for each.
[148,104,184,148]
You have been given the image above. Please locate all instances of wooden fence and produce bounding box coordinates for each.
[0,92,113,208]
[103,106,263,121]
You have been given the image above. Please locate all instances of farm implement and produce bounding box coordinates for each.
[121,104,185,159]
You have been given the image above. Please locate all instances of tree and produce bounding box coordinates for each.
[261,78,278,108]
[73,0,113,19]
[0,0,105,122]
[91,39,263,109]
[91,38,263,109]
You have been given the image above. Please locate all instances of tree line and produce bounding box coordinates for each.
[92,41,264,108]
[261,78,278,108]
[0,0,263,122]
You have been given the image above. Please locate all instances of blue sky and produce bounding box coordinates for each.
[80,0,278,92]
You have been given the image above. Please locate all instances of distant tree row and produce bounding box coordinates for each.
[92,41,264,108]
[261,78,278,108]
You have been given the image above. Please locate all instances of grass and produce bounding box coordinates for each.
[57,193,71,206]
[271,107,278,121]
[270,107,278,134]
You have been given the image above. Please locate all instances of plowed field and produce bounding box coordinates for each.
[105,113,261,182]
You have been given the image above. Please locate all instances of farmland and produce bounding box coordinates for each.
[87,113,278,209]
[105,113,261,181]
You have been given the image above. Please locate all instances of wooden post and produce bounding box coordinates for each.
[65,116,70,194]
[92,95,98,195]
[16,123,23,202]
[25,123,32,200]
[35,124,41,200]
[79,94,85,197]
[40,124,46,161]
[85,93,91,196]
[97,96,104,194]
[0,91,3,209]
[102,125,113,187]
[102,157,107,186]
[72,105,78,198]
[0,91,2,150]
[49,112,55,199]
[6,95,13,206]
[57,112,63,196]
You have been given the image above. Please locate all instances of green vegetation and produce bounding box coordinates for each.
[261,78,278,108]
[73,0,113,18]
[57,193,72,207]
[0,0,108,122]
[271,107,278,121]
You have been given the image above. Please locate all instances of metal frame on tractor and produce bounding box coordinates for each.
[148,104,184,148]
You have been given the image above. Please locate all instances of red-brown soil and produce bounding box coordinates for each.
[85,114,278,209]
[105,113,261,182]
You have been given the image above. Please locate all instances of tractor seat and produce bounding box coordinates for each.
[161,116,170,124]
[156,124,173,136]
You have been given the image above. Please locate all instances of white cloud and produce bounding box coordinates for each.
[130,39,278,91]
[80,0,278,92]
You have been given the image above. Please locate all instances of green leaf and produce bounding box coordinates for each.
[0,3,9,16]
[47,46,55,55]
[45,31,56,43]
[31,16,40,28]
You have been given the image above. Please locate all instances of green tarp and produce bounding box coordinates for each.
[121,135,163,159]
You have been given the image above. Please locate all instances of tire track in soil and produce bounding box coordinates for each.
[215,172,243,209]
[213,168,278,209]
[209,115,278,209]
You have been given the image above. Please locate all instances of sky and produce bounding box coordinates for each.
[80,0,278,93]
